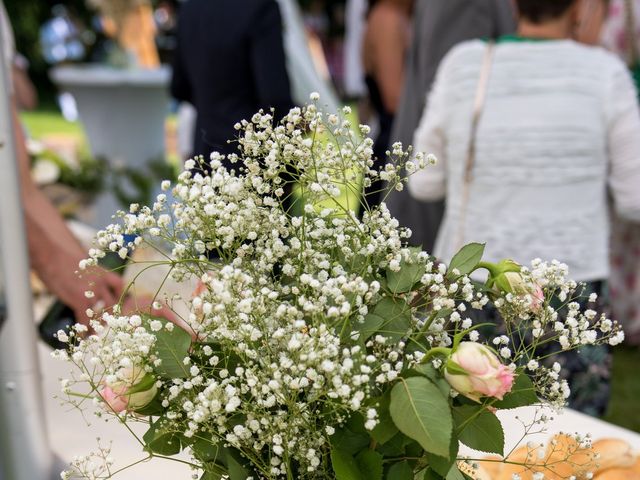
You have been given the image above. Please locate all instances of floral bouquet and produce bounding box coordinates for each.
[56,97,624,480]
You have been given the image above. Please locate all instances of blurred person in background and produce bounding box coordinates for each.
[360,0,413,214]
[343,0,368,101]
[174,0,343,164]
[11,53,37,112]
[3,2,176,335]
[385,0,516,252]
[170,0,294,164]
[1,1,123,331]
[408,0,640,414]
[600,0,640,345]
[601,0,640,89]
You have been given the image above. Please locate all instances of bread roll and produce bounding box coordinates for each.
[542,434,595,479]
[594,469,640,480]
[497,445,539,480]
[476,455,503,479]
[592,439,636,473]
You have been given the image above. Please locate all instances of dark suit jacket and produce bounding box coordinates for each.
[171,0,294,161]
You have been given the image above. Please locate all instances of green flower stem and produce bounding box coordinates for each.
[151,454,200,469]
[418,310,440,336]
[106,455,155,477]
[419,347,452,364]
[472,261,508,291]
[285,452,294,480]
[474,261,499,276]
[380,456,425,465]
[64,390,95,400]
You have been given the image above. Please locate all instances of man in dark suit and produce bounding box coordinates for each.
[171,0,294,164]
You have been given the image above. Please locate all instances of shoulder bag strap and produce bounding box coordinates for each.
[455,42,495,250]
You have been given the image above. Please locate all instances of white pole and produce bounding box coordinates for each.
[0,21,59,480]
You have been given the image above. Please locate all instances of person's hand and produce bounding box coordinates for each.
[120,294,198,341]
[67,266,124,333]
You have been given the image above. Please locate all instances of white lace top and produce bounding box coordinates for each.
[408,39,640,281]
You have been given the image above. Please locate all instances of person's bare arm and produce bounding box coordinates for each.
[368,8,409,113]
[12,101,123,327]
[12,62,37,110]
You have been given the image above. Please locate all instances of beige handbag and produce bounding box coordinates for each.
[455,42,496,249]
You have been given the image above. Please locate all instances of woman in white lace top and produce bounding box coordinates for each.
[407,0,640,415]
[408,0,640,283]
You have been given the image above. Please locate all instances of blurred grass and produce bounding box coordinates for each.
[603,346,640,432]
[20,109,180,165]
[21,109,85,140]
[20,108,640,433]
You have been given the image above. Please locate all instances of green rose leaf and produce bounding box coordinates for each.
[356,450,383,480]
[345,412,368,434]
[421,466,467,480]
[370,392,399,445]
[226,448,252,480]
[447,243,485,278]
[331,448,365,480]
[386,460,414,480]
[413,363,451,399]
[445,467,466,480]
[331,426,371,456]
[403,437,424,458]
[453,405,504,455]
[390,377,453,458]
[190,437,226,463]
[386,258,426,293]
[373,297,412,342]
[376,432,407,457]
[492,374,538,410]
[355,312,386,341]
[143,419,184,456]
[200,472,223,480]
[425,436,459,477]
[153,322,192,379]
[422,468,445,480]
[354,297,411,342]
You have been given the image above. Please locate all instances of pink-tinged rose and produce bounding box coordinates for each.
[99,385,129,413]
[444,342,515,402]
[498,271,530,295]
[99,366,157,413]
[530,284,544,312]
[494,267,544,313]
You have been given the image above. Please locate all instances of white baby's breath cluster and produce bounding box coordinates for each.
[59,98,623,479]
[488,259,623,407]
[60,440,114,480]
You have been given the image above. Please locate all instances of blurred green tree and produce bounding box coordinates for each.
[5,0,91,105]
